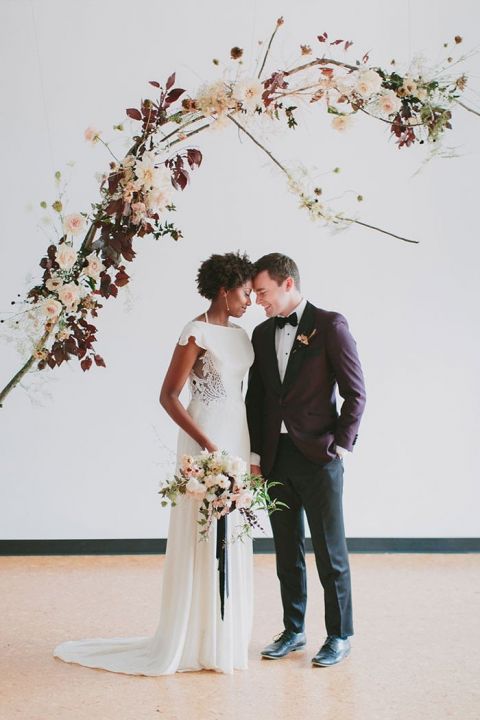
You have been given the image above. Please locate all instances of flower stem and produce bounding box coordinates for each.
[343,217,419,243]
[227,114,289,175]
[228,115,417,243]
[0,323,56,407]
[258,20,283,79]
[456,100,480,117]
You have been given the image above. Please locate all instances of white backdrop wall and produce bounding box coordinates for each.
[1,0,479,539]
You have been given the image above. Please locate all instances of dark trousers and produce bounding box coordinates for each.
[268,434,353,638]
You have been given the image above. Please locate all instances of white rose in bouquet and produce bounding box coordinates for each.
[235,490,254,509]
[186,477,207,497]
[226,455,247,479]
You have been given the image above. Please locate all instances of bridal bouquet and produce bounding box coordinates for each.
[159,449,284,542]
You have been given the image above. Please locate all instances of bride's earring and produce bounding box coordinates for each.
[224,292,230,312]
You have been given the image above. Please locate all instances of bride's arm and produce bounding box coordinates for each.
[159,337,218,452]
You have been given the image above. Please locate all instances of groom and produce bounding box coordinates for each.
[246,253,366,667]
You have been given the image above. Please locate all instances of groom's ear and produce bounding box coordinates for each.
[284,276,294,292]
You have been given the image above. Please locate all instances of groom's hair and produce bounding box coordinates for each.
[254,253,301,290]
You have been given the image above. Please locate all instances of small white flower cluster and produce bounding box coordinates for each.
[112,150,173,226]
[194,77,264,127]
[287,170,342,226]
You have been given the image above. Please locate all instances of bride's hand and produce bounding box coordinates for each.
[204,441,218,453]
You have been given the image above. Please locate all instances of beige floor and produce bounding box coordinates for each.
[1,553,479,720]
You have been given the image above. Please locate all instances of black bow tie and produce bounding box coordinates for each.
[275,312,298,329]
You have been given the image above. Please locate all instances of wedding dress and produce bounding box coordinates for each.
[53,318,254,675]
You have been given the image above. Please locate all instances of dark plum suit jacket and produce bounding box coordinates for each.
[246,301,366,476]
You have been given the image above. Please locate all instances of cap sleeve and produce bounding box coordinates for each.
[178,321,207,350]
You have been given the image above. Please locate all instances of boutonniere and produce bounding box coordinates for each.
[294,328,317,350]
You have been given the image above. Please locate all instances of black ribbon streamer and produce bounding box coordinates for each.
[216,514,229,621]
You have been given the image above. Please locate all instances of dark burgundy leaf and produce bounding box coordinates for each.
[65,337,77,355]
[108,172,122,195]
[187,149,203,169]
[166,72,176,91]
[149,81,161,88]
[115,268,130,287]
[105,198,124,216]
[165,88,185,104]
[94,354,106,368]
[171,169,189,191]
[81,357,93,372]
[126,108,142,121]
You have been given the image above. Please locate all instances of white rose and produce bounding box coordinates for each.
[331,114,354,132]
[57,282,80,310]
[355,69,383,98]
[235,490,254,509]
[45,275,64,292]
[227,456,247,479]
[56,244,78,270]
[378,90,402,115]
[185,477,207,497]
[41,298,63,318]
[83,252,105,279]
[63,213,86,236]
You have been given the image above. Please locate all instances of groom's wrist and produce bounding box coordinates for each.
[250,451,261,465]
[335,445,348,459]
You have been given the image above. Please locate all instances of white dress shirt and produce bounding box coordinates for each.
[250,298,347,467]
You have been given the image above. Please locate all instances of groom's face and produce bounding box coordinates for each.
[253,270,291,317]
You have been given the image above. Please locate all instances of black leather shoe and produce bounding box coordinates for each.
[311,636,351,666]
[261,630,307,659]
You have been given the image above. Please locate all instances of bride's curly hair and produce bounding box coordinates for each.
[196,251,254,300]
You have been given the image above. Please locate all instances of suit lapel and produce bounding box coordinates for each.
[282,301,316,394]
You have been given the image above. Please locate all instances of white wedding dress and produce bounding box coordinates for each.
[53,318,254,675]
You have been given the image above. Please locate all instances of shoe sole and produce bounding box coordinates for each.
[261,645,306,660]
[311,650,351,667]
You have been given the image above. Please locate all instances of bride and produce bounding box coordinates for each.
[53,251,255,675]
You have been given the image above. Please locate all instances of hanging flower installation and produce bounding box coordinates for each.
[0,20,477,406]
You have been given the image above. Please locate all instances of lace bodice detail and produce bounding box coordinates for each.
[190,352,227,405]
[178,319,254,407]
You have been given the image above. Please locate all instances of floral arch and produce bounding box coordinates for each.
[0,19,476,406]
